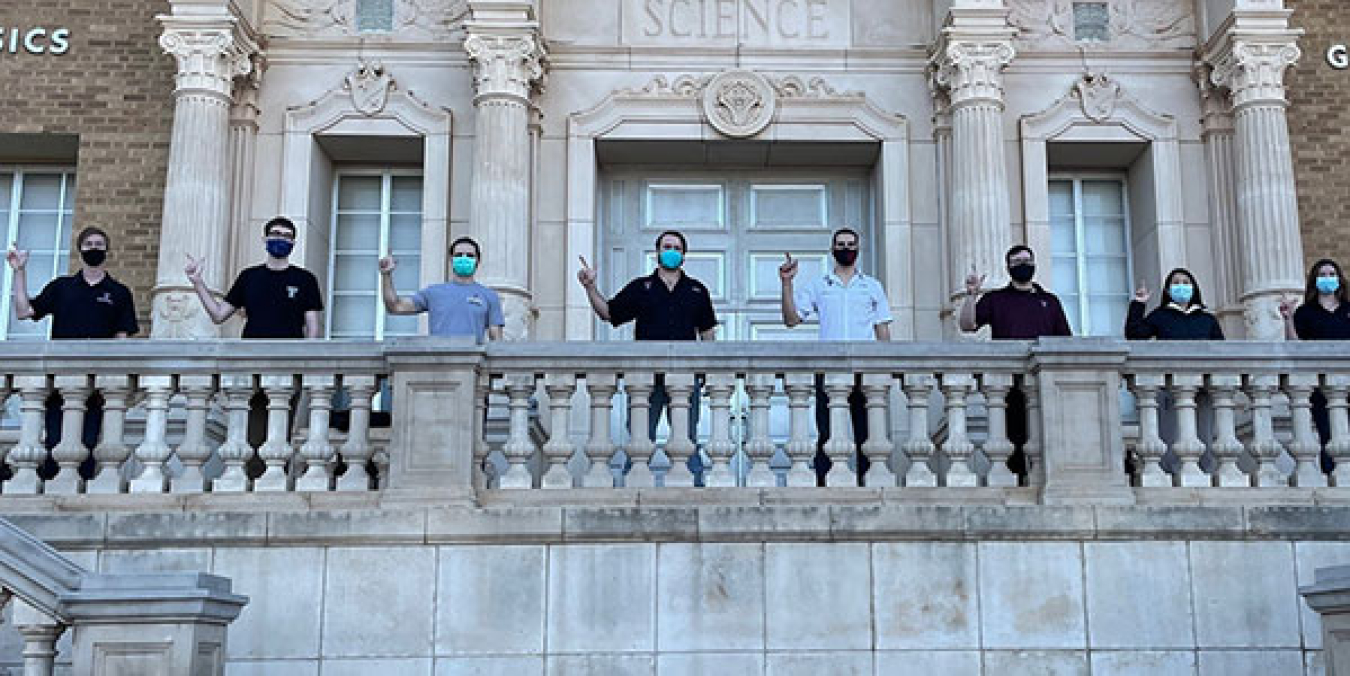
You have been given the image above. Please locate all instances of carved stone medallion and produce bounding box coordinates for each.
[1074,72,1120,122]
[345,61,394,115]
[701,70,776,139]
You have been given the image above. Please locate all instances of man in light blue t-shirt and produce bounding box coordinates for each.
[379,236,504,343]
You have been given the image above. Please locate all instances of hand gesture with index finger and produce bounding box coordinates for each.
[778,252,798,282]
[577,255,597,288]
[6,244,28,271]
[183,253,204,282]
[964,263,985,295]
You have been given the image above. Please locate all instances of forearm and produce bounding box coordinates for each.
[584,284,610,321]
[958,293,978,331]
[1284,317,1300,341]
[305,312,322,339]
[189,277,231,324]
[11,270,33,319]
[780,284,800,327]
[380,273,416,314]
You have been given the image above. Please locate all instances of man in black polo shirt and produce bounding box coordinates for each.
[578,230,717,466]
[7,226,139,479]
[959,245,1072,477]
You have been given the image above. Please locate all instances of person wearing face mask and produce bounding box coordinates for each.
[578,230,718,479]
[779,228,893,485]
[1280,259,1350,474]
[185,217,323,339]
[958,245,1071,479]
[378,236,504,343]
[1125,268,1224,341]
[7,226,139,481]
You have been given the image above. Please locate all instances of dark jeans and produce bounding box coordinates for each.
[1006,386,1029,478]
[813,375,869,485]
[39,392,102,480]
[1311,389,1337,474]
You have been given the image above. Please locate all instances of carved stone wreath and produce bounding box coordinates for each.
[701,70,776,139]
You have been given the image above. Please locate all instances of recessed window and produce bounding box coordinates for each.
[355,0,394,32]
[1073,2,1111,42]
[328,170,423,340]
[1,169,75,340]
[1049,177,1132,336]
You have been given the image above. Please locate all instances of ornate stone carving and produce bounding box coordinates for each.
[930,41,1016,108]
[1209,41,1302,109]
[464,33,545,101]
[266,0,469,38]
[620,72,858,102]
[774,75,861,99]
[1073,72,1120,122]
[345,60,395,115]
[701,70,776,139]
[158,24,257,98]
[153,291,205,339]
[1008,0,1195,51]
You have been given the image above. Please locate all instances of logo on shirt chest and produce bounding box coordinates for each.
[466,295,484,306]
[95,292,113,305]
[286,286,299,299]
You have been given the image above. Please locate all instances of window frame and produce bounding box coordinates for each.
[1048,172,1134,337]
[327,166,424,341]
[1,165,77,341]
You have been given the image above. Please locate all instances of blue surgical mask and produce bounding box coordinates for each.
[452,255,477,277]
[1317,276,1340,295]
[658,249,683,270]
[266,238,294,259]
[1169,284,1194,305]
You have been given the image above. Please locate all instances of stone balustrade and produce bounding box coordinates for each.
[1,339,1347,504]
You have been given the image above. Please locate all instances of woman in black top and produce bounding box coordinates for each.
[1125,268,1225,341]
[1280,259,1350,474]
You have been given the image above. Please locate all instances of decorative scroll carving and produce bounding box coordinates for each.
[701,70,776,138]
[464,33,545,101]
[1209,41,1302,109]
[1008,0,1195,51]
[159,24,258,98]
[265,0,469,39]
[619,73,859,101]
[930,41,1016,108]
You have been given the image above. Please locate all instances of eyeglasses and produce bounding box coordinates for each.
[833,243,859,250]
[266,231,295,241]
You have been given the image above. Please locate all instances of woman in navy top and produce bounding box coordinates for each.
[1125,268,1225,341]
[1281,259,1350,474]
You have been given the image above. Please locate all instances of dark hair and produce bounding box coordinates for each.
[832,228,859,247]
[1005,245,1034,265]
[1303,258,1350,306]
[1160,267,1205,308]
[654,230,687,253]
[75,226,109,249]
[263,217,297,239]
[450,236,481,258]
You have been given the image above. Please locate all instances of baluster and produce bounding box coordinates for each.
[5,377,49,494]
[1207,374,1248,487]
[663,373,698,488]
[0,376,10,485]
[1130,374,1170,487]
[703,373,737,488]
[296,375,337,491]
[500,373,538,489]
[13,600,63,676]
[1022,378,1045,487]
[46,375,92,495]
[1326,375,1350,488]
[1286,373,1326,488]
[940,374,977,487]
[783,373,816,487]
[129,375,175,493]
[1169,374,1208,487]
[338,375,377,491]
[980,373,1017,488]
[214,374,256,492]
[582,373,618,488]
[822,373,857,487]
[624,373,657,488]
[861,373,896,488]
[744,373,777,488]
[253,374,295,492]
[541,374,577,489]
[901,373,937,487]
[87,372,132,493]
[472,372,493,490]
[173,375,216,494]
[1246,374,1287,487]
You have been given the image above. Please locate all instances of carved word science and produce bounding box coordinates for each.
[640,0,831,41]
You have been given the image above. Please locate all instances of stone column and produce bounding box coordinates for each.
[930,4,1016,292]
[1198,71,1244,333]
[464,1,545,341]
[1205,18,1305,340]
[151,7,258,338]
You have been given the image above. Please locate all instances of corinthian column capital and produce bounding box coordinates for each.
[931,39,1015,108]
[464,33,545,103]
[1208,40,1302,110]
[158,17,259,101]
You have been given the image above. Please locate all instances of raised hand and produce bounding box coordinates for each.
[5,244,28,271]
[577,255,597,288]
[183,253,204,282]
[1278,295,1297,320]
[964,263,985,295]
[778,252,798,282]
[1133,283,1150,303]
[379,255,397,274]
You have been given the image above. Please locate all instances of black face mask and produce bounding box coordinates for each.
[1009,263,1035,283]
[832,248,858,266]
[80,249,107,267]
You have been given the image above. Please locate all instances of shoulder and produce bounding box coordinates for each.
[292,266,320,283]
[1293,304,1316,321]
[478,284,502,300]
[107,277,134,297]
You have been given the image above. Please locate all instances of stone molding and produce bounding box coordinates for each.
[265,0,470,39]
[158,18,260,101]
[464,33,545,104]
[1021,71,1177,142]
[1208,40,1302,109]
[1007,0,1195,51]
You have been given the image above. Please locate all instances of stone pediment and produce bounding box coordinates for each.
[263,0,469,39]
[1008,0,1196,52]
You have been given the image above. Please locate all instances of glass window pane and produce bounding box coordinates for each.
[384,313,419,337]
[1084,216,1127,255]
[1086,256,1129,294]
[647,184,722,228]
[389,214,421,251]
[1081,181,1125,217]
[1059,292,1082,335]
[1048,181,1075,218]
[1052,257,1080,295]
[1051,216,1077,256]
[390,177,423,212]
[0,173,12,217]
[1087,295,1126,337]
[18,175,64,211]
[751,185,827,229]
[332,296,377,335]
[16,213,62,250]
[393,257,419,289]
[335,214,380,251]
[333,255,377,292]
[23,254,58,285]
[5,314,48,340]
[337,176,383,211]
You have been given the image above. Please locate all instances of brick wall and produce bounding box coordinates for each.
[0,0,173,332]
[1288,0,1350,274]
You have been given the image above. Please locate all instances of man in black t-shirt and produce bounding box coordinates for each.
[7,226,139,479]
[185,216,323,338]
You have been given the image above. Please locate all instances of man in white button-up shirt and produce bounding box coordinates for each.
[779,228,893,485]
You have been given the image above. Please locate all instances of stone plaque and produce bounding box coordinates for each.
[622,0,850,48]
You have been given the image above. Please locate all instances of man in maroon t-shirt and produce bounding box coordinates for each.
[958,245,1072,478]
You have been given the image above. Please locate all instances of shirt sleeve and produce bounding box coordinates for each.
[301,271,324,312]
[1293,305,1312,339]
[1209,314,1225,340]
[607,280,641,327]
[870,281,894,325]
[1124,301,1154,340]
[1050,296,1073,336]
[223,271,247,310]
[696,285,718,333]
[28,280,58,321]
[974,293,992,329]
[410,288,430,313]
[792,278,818,322]
[116,286,139,336]
[487,289,505,327]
